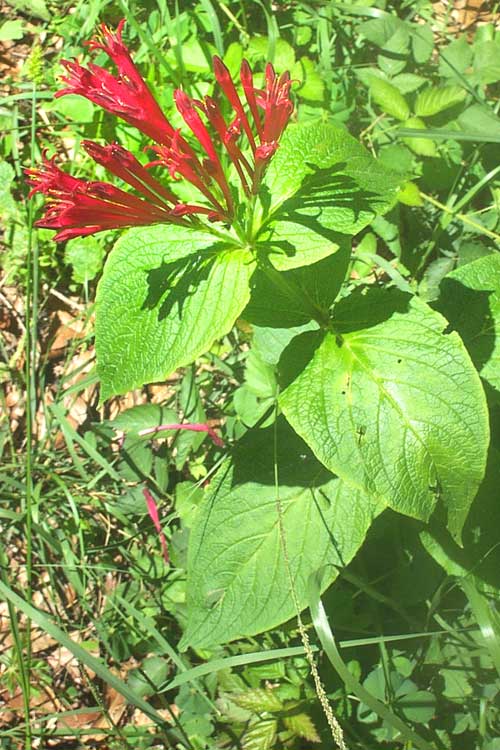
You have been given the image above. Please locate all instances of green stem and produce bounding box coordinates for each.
[421,191,500,243]
[21,80,39,750]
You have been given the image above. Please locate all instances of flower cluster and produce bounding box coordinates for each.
[26,20,294,242]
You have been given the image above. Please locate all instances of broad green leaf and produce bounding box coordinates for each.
[233,349,277,428]
[415,86,466,118]
[223,41,244,77]
[412,23,434,64]
[253,322,319,366]
[439,668,472,699]
[436,254,500,399]
[96,225,254,399]
[128,656,169,699]
[369,78,410,120]
[377,26,410,76]
[354,66,386,88]
[180,420,381,649]
[166,37,216,73]
[244,243,351,328]
[248,37,295,71]
[401,117,438,157]
[47,94,95,123]
[292,56,325,102]
[458,105,500,140]
[258,220,346,271]
[244,349,277,399]
[396,690,436,724]
[0,160,16,218]
[397,181,423,207]
[262,121,401,239]
[280,288,489,542]
[473,40,500,84]
[438,36,473,81]
[420,448,500,595]
[6,0,49,21]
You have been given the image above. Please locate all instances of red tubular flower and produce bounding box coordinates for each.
[57,19,174,145]
[240,60,263,140]
[213,55,257,152]
[259,64,294,145]
[143,488,170,564]
[174,90,233,213]
[82,141,178,206]
[28,20,295,242]
[26,154,184,242]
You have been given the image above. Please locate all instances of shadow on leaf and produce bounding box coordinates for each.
[143,253,216,321]
[436,277,496,388]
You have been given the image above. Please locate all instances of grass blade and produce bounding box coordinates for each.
[308,568,435,750]
[0,580,187,744]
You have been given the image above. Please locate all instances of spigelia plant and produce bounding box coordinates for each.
[28,18,492,667]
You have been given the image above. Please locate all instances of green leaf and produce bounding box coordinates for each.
[415,86,467,118]
[283,712,321,742]
[359,16,405,48]
[458,104,500,140]
[391,73,427,94]
[242,719,278,750]
[438,36,473,81]
[180,420,381,649]
[421,447,500,594]
[0,19,25,41]
[0,160,16,218]
[231,688,283,713]
[96,225,254,399]
[292,56,325,102]
[258,220,346,272]
[107,403,178,439]
[473,40,500,84]
[369,78,410,120]
[401,117,438,157]
[48,94,95,123]
[64,236,104,283]
[279,288,489,542]
[263,121,401,238]
[244,244,351,328]
[437,254,500,400]
[128,656,169,699]
[439,668,472,699]
[253,322,319,366]
[5,0,49,20]
[396,690,436,724]
[377,26,410,77]
[397,181,423,207]
[244,349,277,399]
[248,37,295,72]
[354,66,386,88]
[412,24,434,64]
